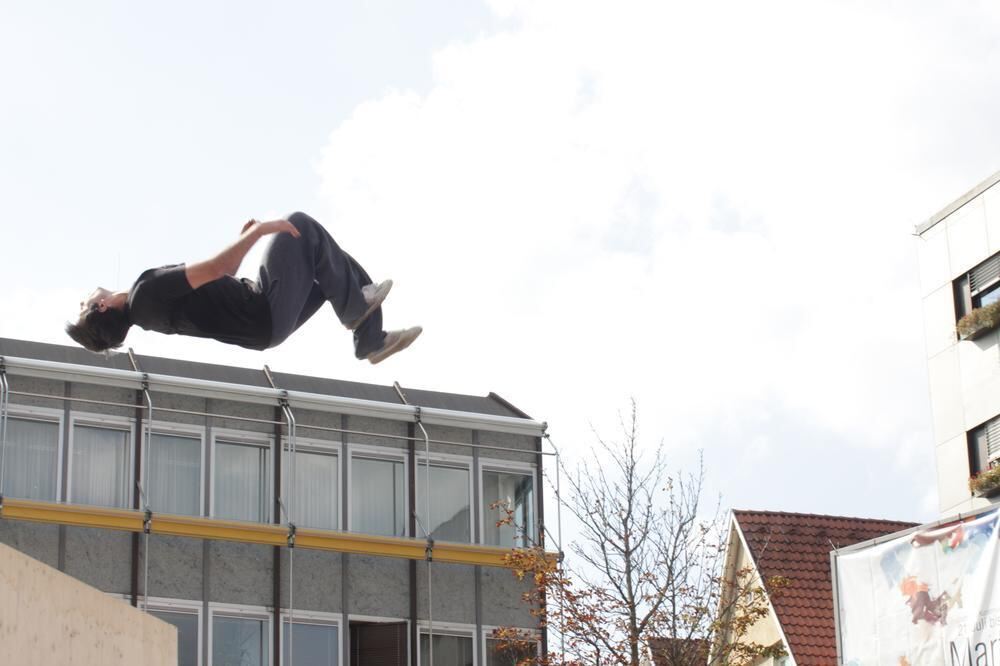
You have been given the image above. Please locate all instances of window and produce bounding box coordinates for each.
[214,436,271,523]
[968,416,1000,476]
[482,469,535,548]
[70,421,131,508]
[349,621,407,666]
[1,413,60,501]
[282,619,338,666]
[351,454,405,537]
[285,442,339,530]
[954,252,1000,320]
[485,637,537,666]
[420,632,474,666]
[416,460,471,543]
[213,612,269,666]
[150,609,200,666]
[148,432,203,516]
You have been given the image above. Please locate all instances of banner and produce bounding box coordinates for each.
[834,508,1000,665]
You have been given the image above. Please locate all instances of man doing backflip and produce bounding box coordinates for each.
[66,212,422,364]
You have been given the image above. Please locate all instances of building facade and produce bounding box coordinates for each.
[917,170,1000,515]
[0,337,547,666]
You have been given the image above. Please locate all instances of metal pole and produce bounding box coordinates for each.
[0,360,9,498]
[128,349,154,612]
[264,365,297,666]
[393,382,434,666]
[543,433,565,662]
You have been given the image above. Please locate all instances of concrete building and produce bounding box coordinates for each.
[916,170,1000,515]
[0,337,549,666]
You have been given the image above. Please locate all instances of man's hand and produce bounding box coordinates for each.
[241,218,301,238]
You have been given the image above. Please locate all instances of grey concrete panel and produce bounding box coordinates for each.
[0,521,60,569]
[69,383,136,420]
[204,398,275,437]
[146,392,209,428]
[416,562,476,624]
[208,541,273,606]
[480,566,538,628]
[6,376,65,411]
[64,526,132,594]
[348,554,410,618]
[347,415,408,450]
[278,547,343,612]
[422,425,474,458]
[477,431,537,464]
[141,535,204,600]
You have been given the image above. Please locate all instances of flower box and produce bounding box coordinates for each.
[957,301,1000,341]
[970,467,1000,498]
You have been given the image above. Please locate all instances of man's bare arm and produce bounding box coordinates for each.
[185,218,301,290]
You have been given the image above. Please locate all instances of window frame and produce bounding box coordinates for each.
[347,443,409,535]
[477,458,538,548]
[481,626,540,666]
[278,608,341,666]
[210,427,274,523]
[147,596,204,666]
[281,434,342,531]
[208,602,273,666]
[414,452,474,544]
[417,622,477,666]
[143,421,207,517]
[67,411,136,509]
[953,251,1000,322]
[2,404,64,502]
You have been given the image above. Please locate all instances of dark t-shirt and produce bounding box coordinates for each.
[127,264,272,350]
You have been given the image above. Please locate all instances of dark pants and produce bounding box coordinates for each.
[257,212,386,358]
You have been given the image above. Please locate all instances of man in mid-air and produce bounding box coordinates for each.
[66,211,421,364]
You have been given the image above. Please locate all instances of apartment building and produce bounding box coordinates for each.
[917,170,1000,515]
[0,337,549,666]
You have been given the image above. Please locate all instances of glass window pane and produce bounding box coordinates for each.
[215,441,269,523]
[486,638,537,666]
[417,464,470,543]
[72,425,130,508]
[978,283,1000,308]
[213,615,268,666]
[352,457,405,537]
[283,621,338,666]
[150,610,199,666]
[2,417,59,501]
[483,471,535,548]
[149,433,202,516]
[420,633,473,666]
[285,448,338,530]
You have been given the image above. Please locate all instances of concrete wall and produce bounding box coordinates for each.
[0,541,176,666]
[918,181,1000,516]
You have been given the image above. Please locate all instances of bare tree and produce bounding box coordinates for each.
[494,401,785,666]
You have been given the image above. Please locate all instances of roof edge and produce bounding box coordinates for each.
[916,167,1000,235]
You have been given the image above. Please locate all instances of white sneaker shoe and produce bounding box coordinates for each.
[366,326,423,364]
[348,280,393,330]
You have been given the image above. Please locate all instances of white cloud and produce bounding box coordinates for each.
[311,0,1000,521]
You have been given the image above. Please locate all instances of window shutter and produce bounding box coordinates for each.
[987,417,1000,462]
[969,255,1000,294]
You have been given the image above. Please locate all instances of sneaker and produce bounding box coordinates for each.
[366,326,423,364]
[348,280,393,330]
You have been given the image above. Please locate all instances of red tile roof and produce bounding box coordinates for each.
[733,510,917,665]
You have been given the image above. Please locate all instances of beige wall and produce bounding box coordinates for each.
[716,526,787,664]
[0,541,176,666]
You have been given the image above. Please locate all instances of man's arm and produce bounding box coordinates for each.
[185,218,300,290]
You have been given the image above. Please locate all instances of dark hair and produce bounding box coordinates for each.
[65,306,131,353]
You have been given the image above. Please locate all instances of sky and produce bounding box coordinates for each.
[4,0,1000,527]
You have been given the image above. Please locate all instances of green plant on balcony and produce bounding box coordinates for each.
[957,301,1000,340]
[969,465,1000,497]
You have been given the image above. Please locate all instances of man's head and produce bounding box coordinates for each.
[65,287,131,353]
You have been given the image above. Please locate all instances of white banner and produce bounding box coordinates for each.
[835,508,1000,665]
